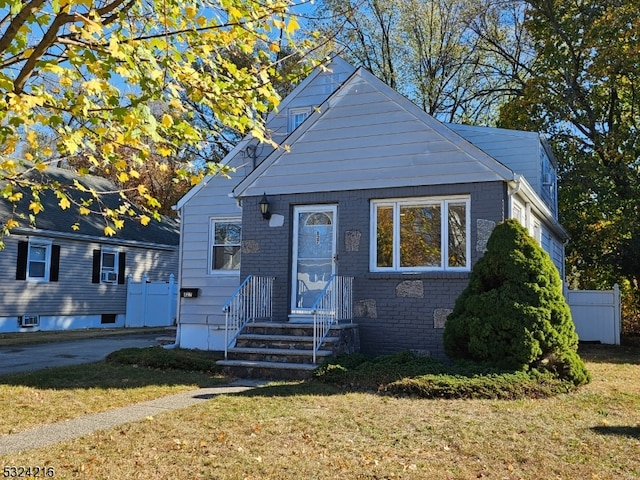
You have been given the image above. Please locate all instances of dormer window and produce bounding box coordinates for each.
[323,72,347,93]
[288,107,310,132]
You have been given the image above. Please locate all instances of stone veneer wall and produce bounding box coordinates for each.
[240,181,506,358]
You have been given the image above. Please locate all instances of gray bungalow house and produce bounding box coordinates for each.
[174,57,566,374]
[0,165,179,333]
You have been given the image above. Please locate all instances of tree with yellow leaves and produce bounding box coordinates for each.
[0,0,309,241]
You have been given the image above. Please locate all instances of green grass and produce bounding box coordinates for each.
[0,348,226,435]
[1,344,639,479]
[105,346,224,372]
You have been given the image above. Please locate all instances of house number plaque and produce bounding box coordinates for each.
[180,288,199,298]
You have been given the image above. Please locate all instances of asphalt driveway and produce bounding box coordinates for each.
[0,333,161,375]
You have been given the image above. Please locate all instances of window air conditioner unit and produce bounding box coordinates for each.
[20,315,39,327]
[101,271,118,283]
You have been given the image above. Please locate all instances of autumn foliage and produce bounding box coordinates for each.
[0,0,308,239]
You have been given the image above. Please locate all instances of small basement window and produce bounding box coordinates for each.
[101,314,117,324]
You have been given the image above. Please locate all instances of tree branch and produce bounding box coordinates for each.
[0,0,47,55]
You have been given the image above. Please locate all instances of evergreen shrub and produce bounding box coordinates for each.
[443,219,590,386]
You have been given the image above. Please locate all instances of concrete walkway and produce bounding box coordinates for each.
[0,379,266,455]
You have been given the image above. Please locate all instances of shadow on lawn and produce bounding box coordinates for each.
[578,343,640,365]
[591,425,640,440]
[0,362,225,391]
[233,380,343,398]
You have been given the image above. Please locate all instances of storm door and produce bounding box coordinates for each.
[291,205,337,315]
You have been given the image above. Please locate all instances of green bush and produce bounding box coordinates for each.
[314,351,575,399]
[443,219,590,386]
[386,370,572,400]
[106,347,223,373]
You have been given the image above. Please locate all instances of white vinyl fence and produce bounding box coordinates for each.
[565,284,621,345]
[125,274,178,328]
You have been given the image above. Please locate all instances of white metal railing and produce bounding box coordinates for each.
[311,275,353,363]
[223,275,274,359]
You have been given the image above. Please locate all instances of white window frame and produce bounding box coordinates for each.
[323,72,346,93]
[26,238,52,282]
[532,219,542,244]
[370,196,471,272]
[209,218,242,275]
[100,247,119,284]
[288,107,310,132]
[512,200,524,226]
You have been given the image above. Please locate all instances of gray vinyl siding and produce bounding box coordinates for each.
[237,73,513,198]
[447,124,558,217]
[447,124,541,185]
[240,182,508,357]
[0,235,177,317]
[266,58,356,142]
[177,170,243,326]
[552,240,564,277]
[176,59,357,328]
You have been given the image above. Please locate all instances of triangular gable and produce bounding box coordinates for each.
[175,55,356,210]
[233,67,517,199]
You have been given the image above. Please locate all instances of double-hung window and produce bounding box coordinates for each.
[92,248,126,284]
[27,240,50,280]
[16,238,60,282]
[371,196,470,272]
[23,238,53,281]
[210,219,241,273]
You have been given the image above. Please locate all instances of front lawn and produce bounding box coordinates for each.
[1,344,638,479]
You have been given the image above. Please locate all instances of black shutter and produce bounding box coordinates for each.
[92,249,101,283]
[117,252,126,284]
[16,241,28,280]
[50,245,61,282]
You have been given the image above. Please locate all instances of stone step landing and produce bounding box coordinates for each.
[217,321,360,380]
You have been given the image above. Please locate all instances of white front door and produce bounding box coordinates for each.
[291,205,337,318]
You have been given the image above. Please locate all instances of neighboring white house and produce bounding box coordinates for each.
[173,56,568,356]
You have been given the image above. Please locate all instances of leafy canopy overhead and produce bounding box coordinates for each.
[0,0,308,239]
[313,0,529,124]
[497,0,640,330]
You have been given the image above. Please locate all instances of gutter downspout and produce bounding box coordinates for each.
[507,173,522,196]
[164,205,183,350]
[507,174,522,217]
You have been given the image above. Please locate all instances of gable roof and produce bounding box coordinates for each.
[232,67,518,198]
[174,55,357,210]
[2,164,179,247]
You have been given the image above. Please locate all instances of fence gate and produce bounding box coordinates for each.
[125,274,178,328]
[565,284,621,345]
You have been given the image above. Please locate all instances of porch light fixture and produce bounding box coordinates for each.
[259,193,272,220]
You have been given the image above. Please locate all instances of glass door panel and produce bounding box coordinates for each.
[291,206,337,313]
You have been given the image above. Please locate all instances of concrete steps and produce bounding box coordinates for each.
[217,321,360,380]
